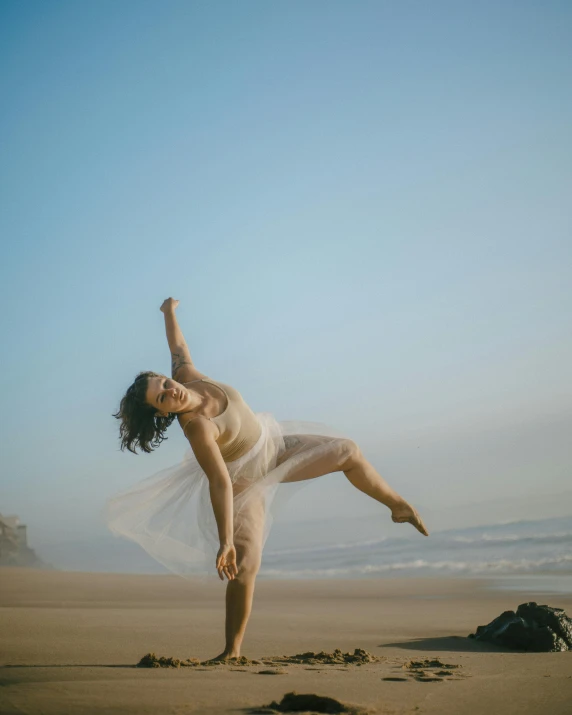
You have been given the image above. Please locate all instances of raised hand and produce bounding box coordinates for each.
[160,297,180,313]
[216,543,238,581]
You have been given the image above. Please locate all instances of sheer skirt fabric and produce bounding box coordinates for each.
[105,412,345,579]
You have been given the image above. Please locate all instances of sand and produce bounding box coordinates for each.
[1,567,571,714]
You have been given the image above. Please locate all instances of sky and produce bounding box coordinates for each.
[1,0,571,548]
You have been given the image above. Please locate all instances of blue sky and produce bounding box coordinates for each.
[1,0,571,545]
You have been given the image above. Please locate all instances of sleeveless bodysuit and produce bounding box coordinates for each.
[181,378,262,463]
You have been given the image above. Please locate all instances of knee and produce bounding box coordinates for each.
[236,550,262,583]
[338,438,362,469]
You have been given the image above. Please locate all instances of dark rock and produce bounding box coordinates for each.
[516,602,572,646]
[267,691,349,713]
[469,602,572,652]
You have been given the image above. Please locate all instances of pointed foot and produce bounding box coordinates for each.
[391,504,429,536]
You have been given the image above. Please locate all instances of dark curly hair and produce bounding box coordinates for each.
[113,371,176,454]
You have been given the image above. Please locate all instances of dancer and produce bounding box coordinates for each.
[109,297,428,661]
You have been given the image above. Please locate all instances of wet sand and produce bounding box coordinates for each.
[1,568,571,714]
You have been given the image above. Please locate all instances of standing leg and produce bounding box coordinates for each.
[276,436,429,536]
[207,493,265,661]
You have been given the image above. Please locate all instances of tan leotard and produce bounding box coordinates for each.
[181,378,262,463]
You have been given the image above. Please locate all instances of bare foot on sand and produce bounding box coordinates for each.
[391,501,429,536]
[203,651,240,664]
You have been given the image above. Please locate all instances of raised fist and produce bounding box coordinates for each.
[160,298,179,313]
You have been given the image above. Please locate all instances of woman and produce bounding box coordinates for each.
[108,297,428,661]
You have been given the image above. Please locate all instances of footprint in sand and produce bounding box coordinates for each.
[256,669,288,675]
[395,657,468,683]
[382,676,408,682]
[414,675,443,682]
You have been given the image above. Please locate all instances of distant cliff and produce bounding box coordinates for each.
[0,514,45,568]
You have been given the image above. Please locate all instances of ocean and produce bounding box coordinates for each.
[260,515,572,588]
[34,514,572,594]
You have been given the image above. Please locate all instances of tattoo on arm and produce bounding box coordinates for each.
[171,352,193,375]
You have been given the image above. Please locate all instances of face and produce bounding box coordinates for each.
[145,376,191,416]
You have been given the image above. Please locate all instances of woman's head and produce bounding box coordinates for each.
[144,374,193,416]
[114,371,177,453]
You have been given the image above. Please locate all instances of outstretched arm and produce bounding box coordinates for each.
[185,418,238,581]
[160,298,205,381]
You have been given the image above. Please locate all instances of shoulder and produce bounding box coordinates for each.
[172,364,208,384]
[180,415,223,468]
[178,413,218,442]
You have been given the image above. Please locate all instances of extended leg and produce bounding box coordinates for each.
[276,435,429,536]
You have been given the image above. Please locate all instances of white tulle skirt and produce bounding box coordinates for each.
[105,413,346,580]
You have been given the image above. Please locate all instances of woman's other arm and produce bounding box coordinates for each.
[185,417,237,581]
[160,298,206,382]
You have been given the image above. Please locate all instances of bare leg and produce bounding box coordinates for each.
[222,577,256,657]
[206,437,427,661]
[206,495,264,661]
[277,436,429,536]
[344,452,429,536]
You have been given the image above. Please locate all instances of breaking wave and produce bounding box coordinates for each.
[260,554,572,580]
[452,532,572,546]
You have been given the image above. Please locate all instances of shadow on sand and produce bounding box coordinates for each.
[379,635,514,653]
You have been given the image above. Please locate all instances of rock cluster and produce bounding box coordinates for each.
[469,602,572,652]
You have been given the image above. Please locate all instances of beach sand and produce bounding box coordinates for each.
[1,567,571,714]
